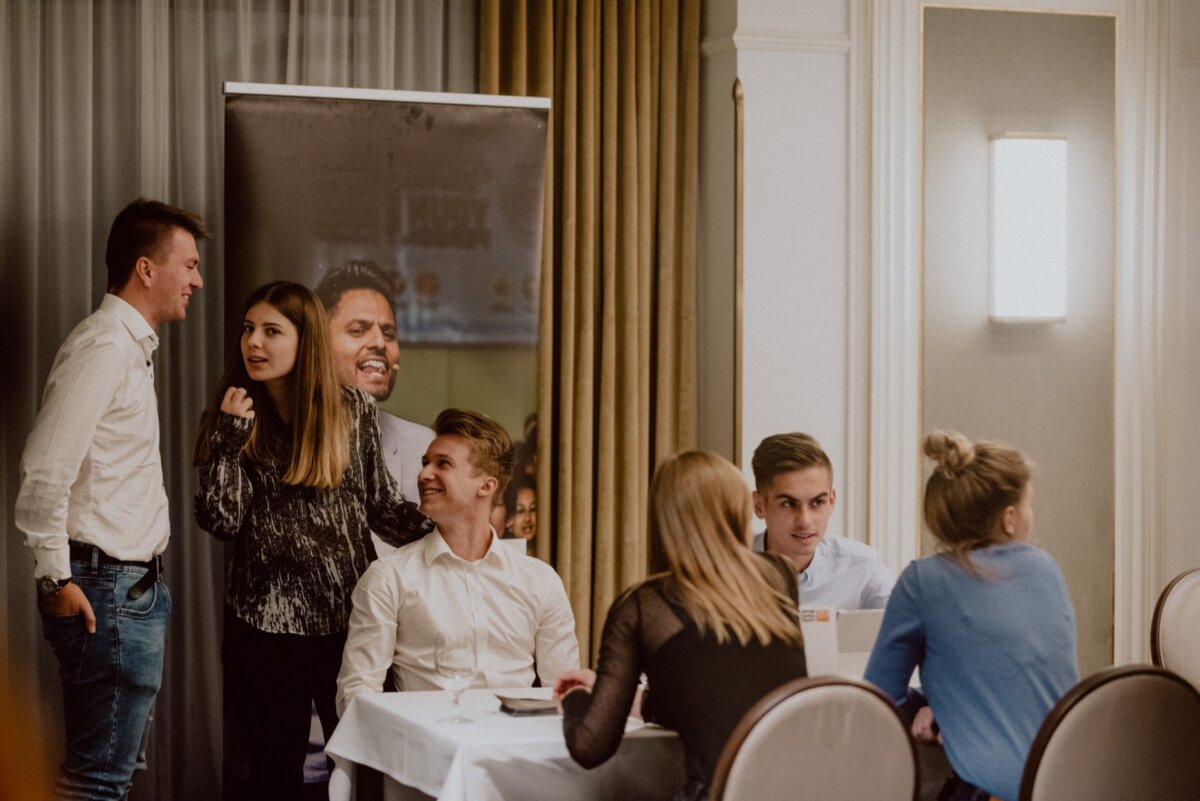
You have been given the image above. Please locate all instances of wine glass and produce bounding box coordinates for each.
[435,632,477,723]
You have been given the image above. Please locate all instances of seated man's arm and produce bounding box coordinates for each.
[336,561,401,716]
[860,551,897,610]
[533,568,580,686]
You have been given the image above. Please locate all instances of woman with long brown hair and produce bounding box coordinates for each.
[553,451,806,801]
[865,431,1078,801]
[193,281,429,798]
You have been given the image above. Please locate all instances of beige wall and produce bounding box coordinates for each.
[1163,0,1200,581]
[380,345,537,442]
[923,8,1115,674]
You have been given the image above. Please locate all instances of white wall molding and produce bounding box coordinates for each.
[868,0,923,574]
[844,0,873,548]
[703,30,853,58]
[732,29,851,54]
[1113,0,1170,665]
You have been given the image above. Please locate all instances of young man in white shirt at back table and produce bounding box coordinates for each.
[751,432,895,610]
[336,408,579,714]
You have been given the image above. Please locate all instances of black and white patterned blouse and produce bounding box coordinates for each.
[195,386,431,635]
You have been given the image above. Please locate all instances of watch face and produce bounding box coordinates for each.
[37,576,62,595]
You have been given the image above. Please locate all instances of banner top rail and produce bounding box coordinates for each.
[223,82,551,110]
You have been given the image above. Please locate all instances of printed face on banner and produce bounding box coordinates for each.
[327,288,400,401]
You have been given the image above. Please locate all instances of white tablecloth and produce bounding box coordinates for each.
[326,689,686,801]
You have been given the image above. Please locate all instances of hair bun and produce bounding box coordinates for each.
[924,430,976,478]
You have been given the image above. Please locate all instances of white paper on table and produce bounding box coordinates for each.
[799,607,838,676]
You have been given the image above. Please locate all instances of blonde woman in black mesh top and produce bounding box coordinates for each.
[553,451,807,801]
[193,281,429,798]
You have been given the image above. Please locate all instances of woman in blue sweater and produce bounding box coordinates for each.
[864,431,1078,801]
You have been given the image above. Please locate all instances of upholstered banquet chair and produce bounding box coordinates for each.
[1019,665,1200,801]
[710,676,917,801]
[1151,566,1200,688]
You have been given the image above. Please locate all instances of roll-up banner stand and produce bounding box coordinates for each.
[222,82,550,349]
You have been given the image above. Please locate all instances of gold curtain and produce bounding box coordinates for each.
[480,0,699,660]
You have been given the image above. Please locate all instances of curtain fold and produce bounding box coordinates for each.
[479,0,699,660]
[1,3,476,799]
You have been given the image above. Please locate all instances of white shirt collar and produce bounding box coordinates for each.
[422,526,507,567]
[753,529,828,580]
[798,539,828,583]
[102,293,159,361]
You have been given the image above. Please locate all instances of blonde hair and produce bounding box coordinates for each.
[194,281,350,488]
[923,430,1031,568]
[433,408,515,498]
[648,451,803,647]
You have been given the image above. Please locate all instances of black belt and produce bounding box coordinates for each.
[68,542,163,600]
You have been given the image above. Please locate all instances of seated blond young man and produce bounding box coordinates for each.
[336,409,578,713]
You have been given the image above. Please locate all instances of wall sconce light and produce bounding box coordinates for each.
[989,133,1067,322]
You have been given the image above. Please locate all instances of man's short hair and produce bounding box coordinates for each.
[750,433,833,491]
[433,408,515,496]
[105,198,209,292]
[315,260,403,314]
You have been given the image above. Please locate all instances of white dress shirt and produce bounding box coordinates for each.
[752,532,895,610]
[16,294,168,580]
[337,527,579,714]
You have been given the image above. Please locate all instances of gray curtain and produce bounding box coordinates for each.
[0,2,477,798]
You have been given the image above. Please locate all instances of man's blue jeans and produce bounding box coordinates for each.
[41,557,171,801]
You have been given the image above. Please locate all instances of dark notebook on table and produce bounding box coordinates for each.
[496,695,558,716]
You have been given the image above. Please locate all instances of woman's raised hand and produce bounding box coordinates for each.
[220,387,255,419]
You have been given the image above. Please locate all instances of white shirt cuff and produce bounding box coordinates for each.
[32,543,72,581]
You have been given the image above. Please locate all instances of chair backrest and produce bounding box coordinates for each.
[1151,566,1200,688]
[1019,665,1200,801]
[710,676,917,801]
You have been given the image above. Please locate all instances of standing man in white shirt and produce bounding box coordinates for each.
[750,432,895,610]
[16,199,207,800]
[337,408,578,714]
[316,260,433,555]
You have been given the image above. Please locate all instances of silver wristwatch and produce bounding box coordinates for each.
[37,575,72,596]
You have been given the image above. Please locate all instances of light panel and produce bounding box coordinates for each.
[990,135,1067,322]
